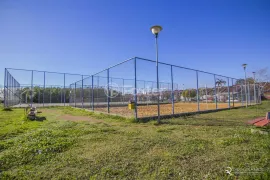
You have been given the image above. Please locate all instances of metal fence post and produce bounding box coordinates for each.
[38,87,40,105]
[156,57,160,123]
[245,81,248,108]
[19,82,21,105]
[8,73,12,106]
[91,75,94,111]
[97,76,99,103]
[171,65,174,115]
[247,82,250,106]
[31,70,33,107]
[196,71,200,111]
[12,78,14,105]
[231,79,234,107]
[69,84,71,105]
[74,83,76,107]
[254,82,256,104]
[123,79,125,104]
[14,80,16,105]
[81,75,84,108]
[6,71,9,106]
[50,85,52,104]
[64,73,66,106]
[107,69,110,113]
[134,58,138,120]
[214,75,218,109]
[60,88,62,104]
[11,77,13,106]
[4,68,6,107]
[258,85,261,104]
[205,84,208,110]
[227,78,230,108]
[43,72,45,107]
[241,83,244,106]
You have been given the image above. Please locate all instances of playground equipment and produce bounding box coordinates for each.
[25,106,37,120]
[247,112,270,127]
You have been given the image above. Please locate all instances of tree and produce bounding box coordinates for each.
[236,68,269,96]
[215,78,226,93]
[235,78,254,85]
[215,79,227,102]
[215,79,226,87]
[161,90,171,102]
[182,89,196,101]
[255,68,269,93]
[255,68,269,83]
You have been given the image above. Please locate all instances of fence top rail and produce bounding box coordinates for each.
[70,75,182,87]
[74,57,136,84]
[6,68,90,77]
[90,57,135,77]
[70,56,240,86]
[20,84,67,87]
[135,57,240,80]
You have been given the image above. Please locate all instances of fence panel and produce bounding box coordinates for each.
[69,83,75,106]
[66,74,85,107]
[92,71,110,113]
[214,75,230,109]
[198,72,217,111]
[7,69,31,107]
[136,58,158,118]
[5,70,20,107]
[172,66,198,114]
[106,58,135,118]
[5,68,87,108]
[4,58,261,121]
[157,63,173,116]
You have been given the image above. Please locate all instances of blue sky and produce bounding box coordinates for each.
[0,0,269,88]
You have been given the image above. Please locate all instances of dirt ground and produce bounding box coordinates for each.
[41,108,103,123]
[95,102,243,118]
[59,114,103,123]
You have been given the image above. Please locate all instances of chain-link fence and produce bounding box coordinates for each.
[3,68,89,107]
[68,57,261,120]
[4,57,261,120]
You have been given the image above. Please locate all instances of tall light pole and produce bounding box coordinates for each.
[242,64,248,107]
[253,72,256,104]
[150,25,162,123]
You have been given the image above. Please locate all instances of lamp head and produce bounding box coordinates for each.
[150,25,162,36]
[242,64,247,70]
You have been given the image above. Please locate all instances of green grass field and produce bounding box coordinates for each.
[0,102,270,179]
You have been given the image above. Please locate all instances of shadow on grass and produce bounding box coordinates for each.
[25,116,47,122]
[2,107,13,111]
[35,116,47,121]
[160,119,245,127]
